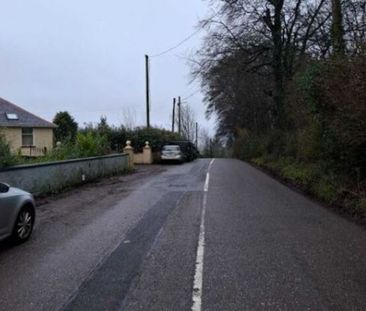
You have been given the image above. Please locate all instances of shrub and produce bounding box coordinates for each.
[0,135,17,168]
[233,129,298,162]
[75,131,109,157]
[290,57,366,175]
[315,57,366,174]
[34,131,110,162]
[232,129,265,160]
[127,127,183,152]
[314,178,338,203]
[296,120,323,162]
[262,130,289,158]
[83,125,184,153]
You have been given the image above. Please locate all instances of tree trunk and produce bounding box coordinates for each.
[331,0,345,56]
[264,0,286,128]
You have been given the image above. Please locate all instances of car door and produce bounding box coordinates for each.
[0,185,15,237]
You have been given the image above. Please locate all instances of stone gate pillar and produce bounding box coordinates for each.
[123,140,134,169]
[142,141,153,164]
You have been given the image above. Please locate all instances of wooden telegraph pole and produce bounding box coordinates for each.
[178,96,181,135]
[172,98,176,132]
[145,55,150,128]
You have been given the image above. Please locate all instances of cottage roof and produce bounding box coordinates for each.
[0,98,56,128]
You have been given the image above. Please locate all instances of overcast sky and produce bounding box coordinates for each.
[0,0,215,133]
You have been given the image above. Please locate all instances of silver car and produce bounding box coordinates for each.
[0,182,36,244]
[161,145,184,163]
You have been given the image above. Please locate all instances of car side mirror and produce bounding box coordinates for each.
[0,183,10,193]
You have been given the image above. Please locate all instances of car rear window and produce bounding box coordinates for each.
[163,145,180,151]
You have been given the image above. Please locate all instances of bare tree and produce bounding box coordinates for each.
[344,1,366,55]
[193,0,366,143]
[199,127,211,154]
[176,103,196,141]
[193,0,331,130]
[121,107,137,130]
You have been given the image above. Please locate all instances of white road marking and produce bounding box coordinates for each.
[204,173,210,192]
[191,159,215,311]
[208,158,215,171]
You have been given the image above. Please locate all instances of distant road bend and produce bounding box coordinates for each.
[0,159,366,311]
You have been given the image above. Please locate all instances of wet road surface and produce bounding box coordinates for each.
[1,159,366,310]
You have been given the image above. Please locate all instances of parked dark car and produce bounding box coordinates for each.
[0,182,36,244]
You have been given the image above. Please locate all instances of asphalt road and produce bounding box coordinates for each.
[1,159,366,311]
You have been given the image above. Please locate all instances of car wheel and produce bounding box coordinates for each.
[11,205,35,244]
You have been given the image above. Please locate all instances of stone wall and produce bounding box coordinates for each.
[0,154,128,195]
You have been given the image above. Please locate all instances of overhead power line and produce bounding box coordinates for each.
[150,15,216,58]
[150,28,203,58]
[182,90,201,101]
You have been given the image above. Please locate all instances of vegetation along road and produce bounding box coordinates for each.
[1,159,366,311]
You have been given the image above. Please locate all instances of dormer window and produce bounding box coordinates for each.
[5,113,19,120]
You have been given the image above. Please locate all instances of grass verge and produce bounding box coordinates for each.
[251,156,366,225]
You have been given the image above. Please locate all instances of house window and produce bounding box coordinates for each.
[22,128,34,146]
